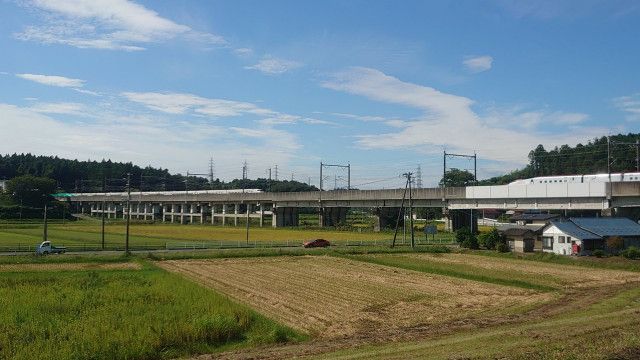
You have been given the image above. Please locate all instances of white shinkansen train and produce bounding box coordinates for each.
[509,173,640,186]
[75,189,263,196]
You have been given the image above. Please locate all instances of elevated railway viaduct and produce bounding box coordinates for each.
[57,182,640,231]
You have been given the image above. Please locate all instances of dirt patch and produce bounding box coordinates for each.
[157,256,550,339]
[0,262,142,272]
[399,253,640,288]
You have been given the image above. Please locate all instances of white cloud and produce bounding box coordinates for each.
[122,91,335,127]
[16,73,85,87]
[483,106,588,129]
[322,67,605,166]
[15,0,225,51]
[30,102,86,115]
[613,93,640,120]
[233,47,253,57]
[121,92,273,117]
[245,56,302,75]
[0,102,299,178]
[463,55,493,73]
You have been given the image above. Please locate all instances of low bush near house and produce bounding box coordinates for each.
[621,246,640,260]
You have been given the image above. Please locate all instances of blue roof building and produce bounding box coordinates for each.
[541,217,640,255]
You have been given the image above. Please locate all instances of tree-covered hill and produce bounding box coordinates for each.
[0,154,317,193]
[480,133,640,185]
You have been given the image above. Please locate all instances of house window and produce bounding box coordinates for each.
[558,236,565,244]
[566,236,571,243]
[542,236,554,250]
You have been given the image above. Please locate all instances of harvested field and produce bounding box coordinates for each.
[399,253,640,288]
[158,256,551,339]
[0,262,142,272]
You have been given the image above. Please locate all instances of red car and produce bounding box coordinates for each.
[303,239,331,248]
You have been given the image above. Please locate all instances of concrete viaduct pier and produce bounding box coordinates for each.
[65,182,640,231]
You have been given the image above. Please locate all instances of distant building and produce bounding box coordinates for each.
[541,217,640,256]
[0,179,6,193]
[510,213,560,226]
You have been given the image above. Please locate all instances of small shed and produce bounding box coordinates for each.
[501,228,537,253]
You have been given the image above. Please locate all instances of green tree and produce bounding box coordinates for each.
[478,228,505,250]
[439,168,476,187]
[455,227,478,249]
[6,175,56,207]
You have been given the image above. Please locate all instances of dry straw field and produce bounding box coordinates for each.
[161,253,640,360]
[158,256,551,339]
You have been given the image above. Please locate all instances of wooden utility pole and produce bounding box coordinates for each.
[392,172,413,248]
[245,203,250,245]
[42,203,48,242]
[125,173,131,255]
[101,176,105,250]
[408,172,415,249]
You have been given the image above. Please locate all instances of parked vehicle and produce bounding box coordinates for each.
[303,239,331,248]
[35,241,66,255]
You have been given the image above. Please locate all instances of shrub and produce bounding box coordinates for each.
[496,242,510,253]
[621,246,640,260]
[592,249,606,258]
[462,237,479,249]
[477,233,490,249]
[478,228,503,250]
[606,236,625,252]
[456,227,478,249]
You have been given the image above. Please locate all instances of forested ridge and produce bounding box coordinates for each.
[1,132,638,191]
[480,133,640,185]
[0,154,317,193]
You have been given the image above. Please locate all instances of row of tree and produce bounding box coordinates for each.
[0,154,318,193]
[478,133,640,185]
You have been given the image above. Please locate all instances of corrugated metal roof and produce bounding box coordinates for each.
[547,220,601,240]
[570,217,640,237]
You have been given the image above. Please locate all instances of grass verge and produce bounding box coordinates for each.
[343,253,558,291]
[468,249,640,272]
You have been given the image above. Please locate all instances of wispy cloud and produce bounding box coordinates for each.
[613,93,640,121]
[494,0,640,20]
[29,102,86,115]
[16,73,85,87]
[15,0,225,51]
[121,92,272,117]
[245,56,302,75]
[322,67,604,166]
[122,91,334,127]
[463,55,493,73]
[483,106,588,129]
[331,112,408,127]
[233,47,253,57]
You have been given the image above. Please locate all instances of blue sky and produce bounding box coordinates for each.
[1,0,639,188]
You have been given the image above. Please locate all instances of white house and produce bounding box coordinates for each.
[541,220,601,255]
[0,179,6,193]
[541,217,640,256]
